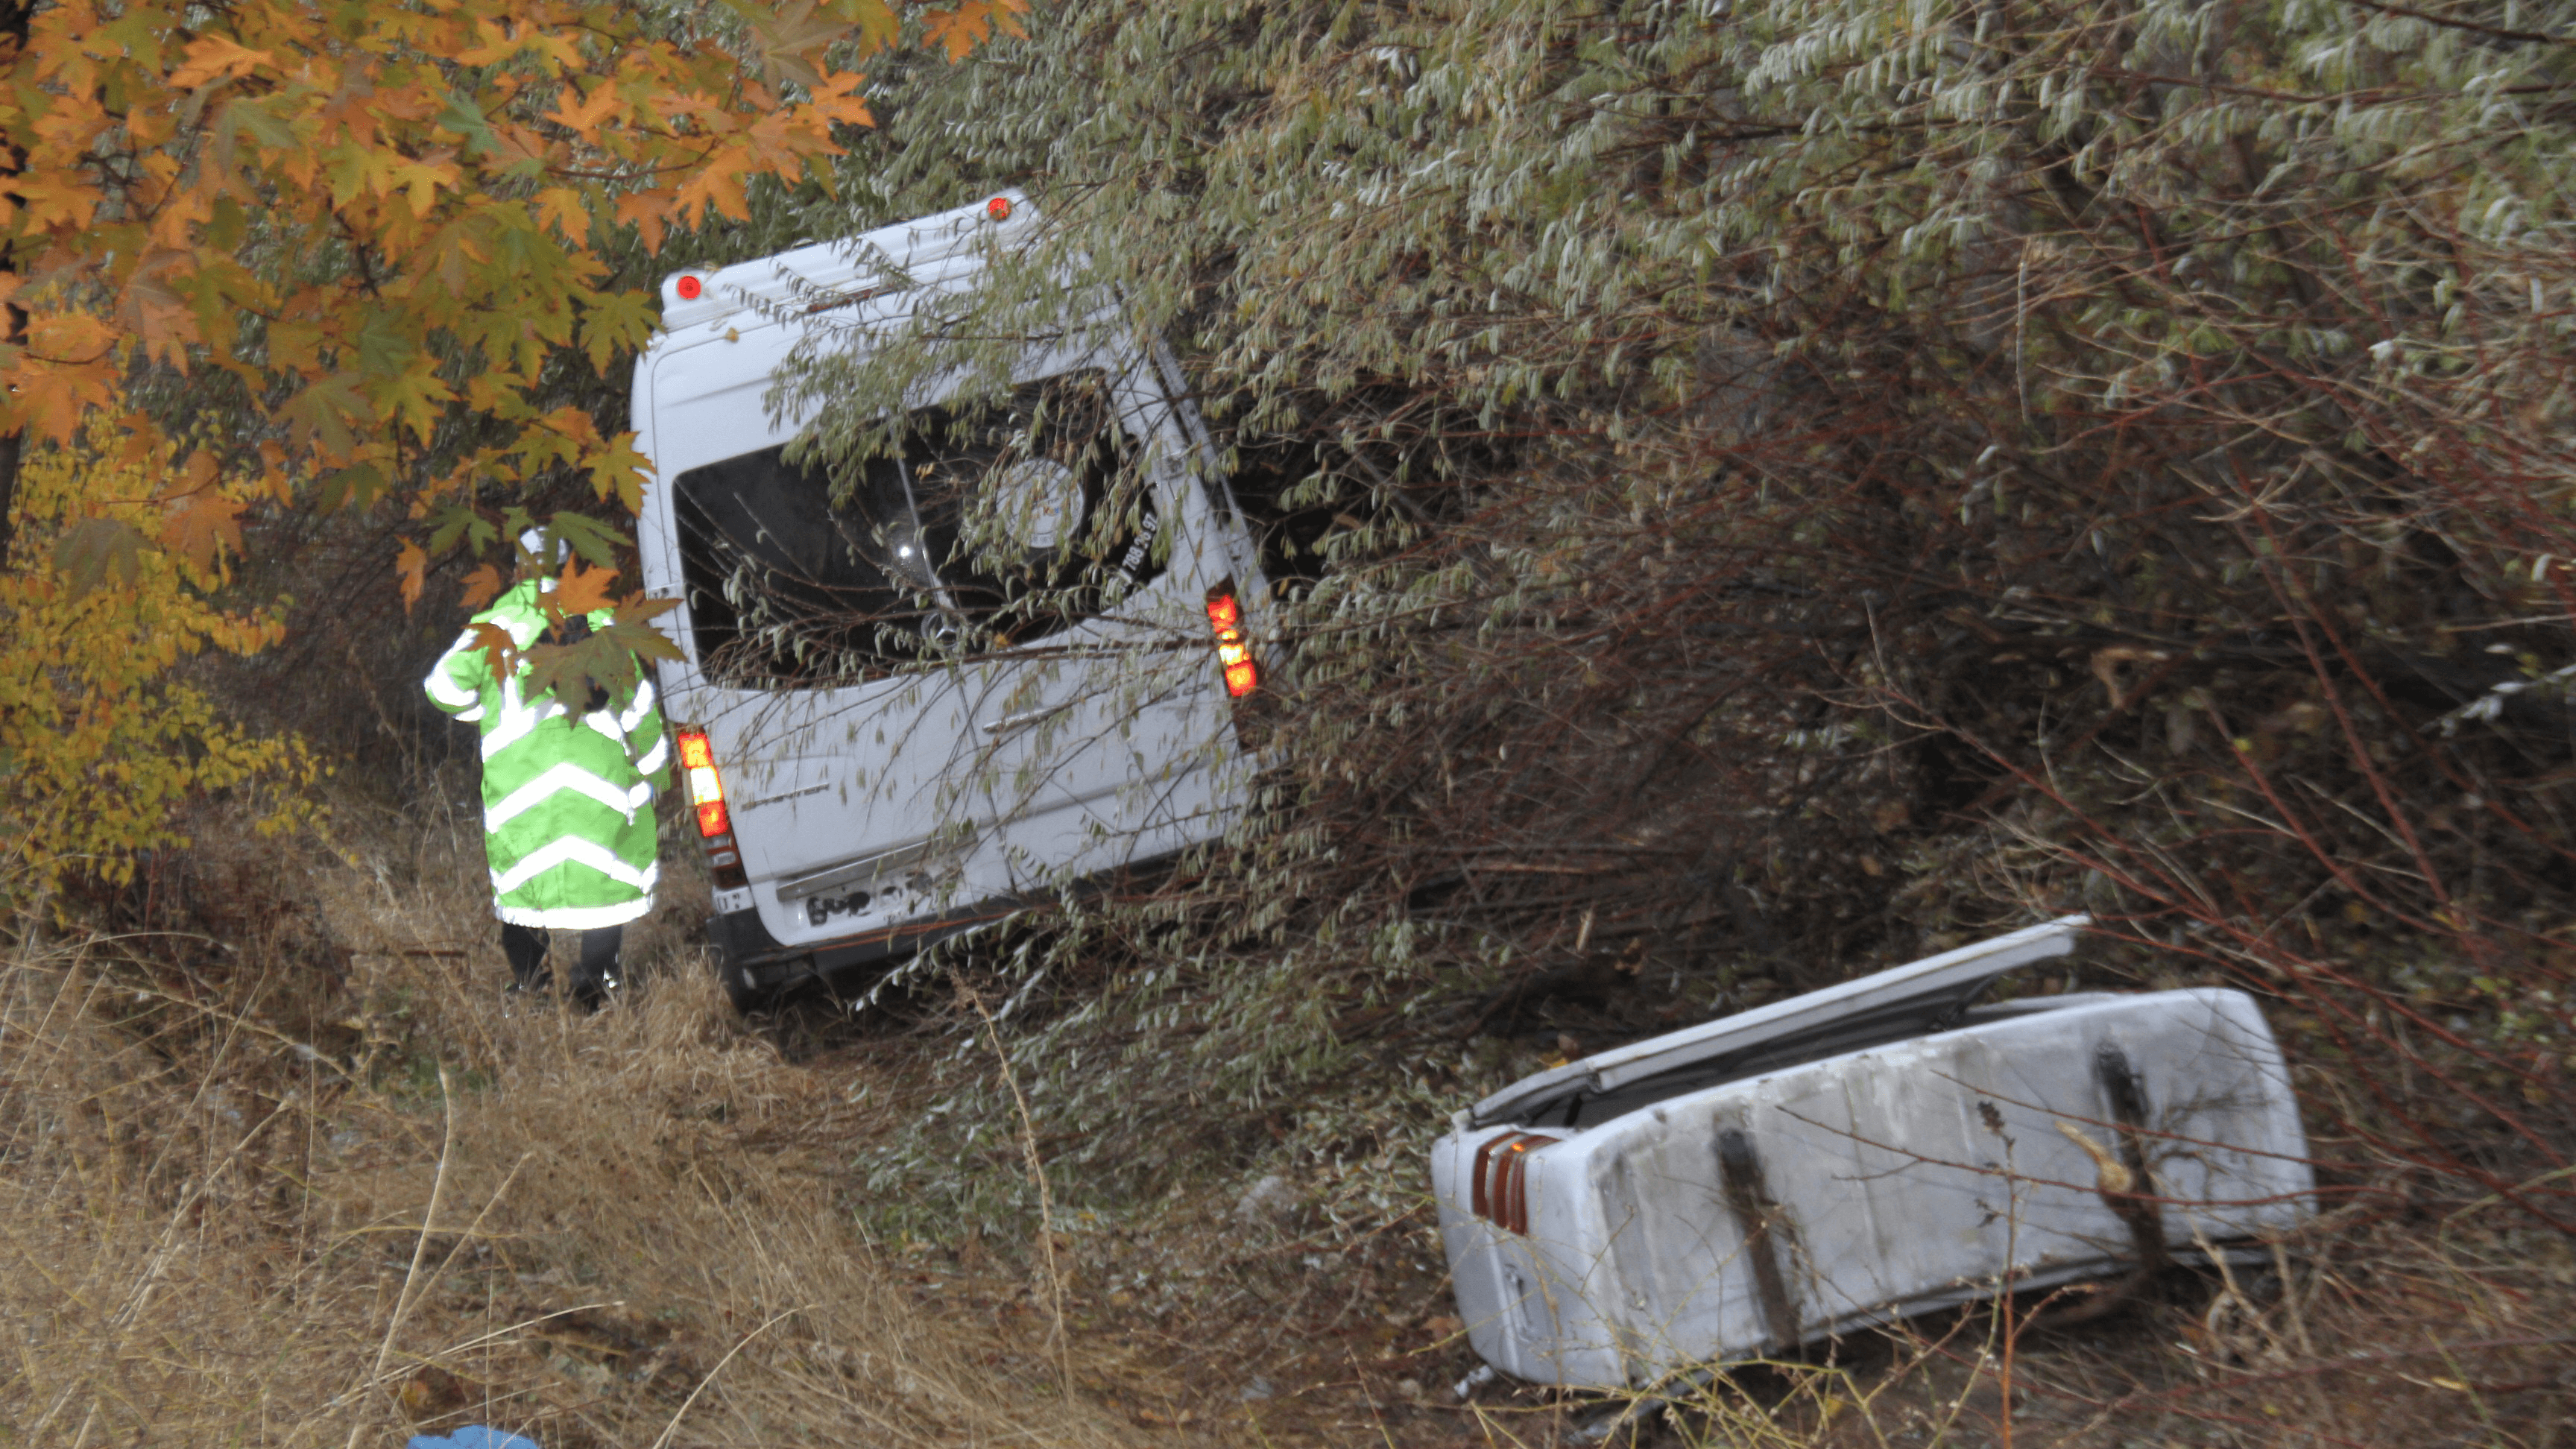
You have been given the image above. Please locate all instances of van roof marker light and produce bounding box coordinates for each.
[1205,581,1258,698]
[986,195,1012,221]
[675,275,704,300]
[676,727,729,838]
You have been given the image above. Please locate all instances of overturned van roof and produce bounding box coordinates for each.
[654,190,1034,334]
[1466,915,2089,1129]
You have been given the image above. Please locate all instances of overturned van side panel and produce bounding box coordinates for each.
[1437,988,2313,1387]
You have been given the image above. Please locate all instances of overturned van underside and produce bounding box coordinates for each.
[1431,918,2315,1387]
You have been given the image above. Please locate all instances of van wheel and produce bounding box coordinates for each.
[719,965,763,1016]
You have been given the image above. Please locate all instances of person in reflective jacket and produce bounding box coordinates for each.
[422,531,671,1008]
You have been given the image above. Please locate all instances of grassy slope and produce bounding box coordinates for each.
[5,796,2570,1447]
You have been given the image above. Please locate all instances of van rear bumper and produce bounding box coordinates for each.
[709,900,1029,997]
[705,852,1187,1006]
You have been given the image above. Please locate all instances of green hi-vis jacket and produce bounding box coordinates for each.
[422,580,672,930]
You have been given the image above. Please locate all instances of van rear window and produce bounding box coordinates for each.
[675,369,1164,686]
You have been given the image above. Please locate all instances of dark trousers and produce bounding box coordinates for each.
[500,922,624,1006]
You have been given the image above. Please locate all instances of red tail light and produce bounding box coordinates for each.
[1468,1132,1559,1235]
[677,728,728,837]
[1205,581,1258,698]
[675,728,748,891]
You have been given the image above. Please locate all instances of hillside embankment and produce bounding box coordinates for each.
[4,793,2569,1448]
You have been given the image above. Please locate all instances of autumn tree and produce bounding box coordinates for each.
[0,0,1024,886]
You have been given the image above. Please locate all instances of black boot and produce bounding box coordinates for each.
[566,924,624,1012]
[501,922,553,997]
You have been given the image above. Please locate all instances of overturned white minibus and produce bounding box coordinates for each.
[1434,918,2315,1386]
[632,193,1272,1008]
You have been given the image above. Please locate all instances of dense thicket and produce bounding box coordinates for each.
[751,0,2576,1228]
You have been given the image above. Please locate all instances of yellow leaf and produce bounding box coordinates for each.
[590,432,653,513]
[534,186,589,238]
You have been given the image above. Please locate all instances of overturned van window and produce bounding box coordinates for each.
[675,369,1165,686]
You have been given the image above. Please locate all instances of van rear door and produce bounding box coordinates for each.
[639,277,1260,960]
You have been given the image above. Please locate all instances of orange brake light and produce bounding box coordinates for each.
[1205,581,1258,698]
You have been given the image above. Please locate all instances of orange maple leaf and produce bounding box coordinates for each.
[397,539,429,612]
[459,563,505,607]
[546,82,625,144]
[467,619,520,684]
[160,490,245,572]
[614,187,677,251]
[119,248,200,367]
[168,34,275,90]
[671,142,754,223]
[9,358,119,444]
[922,0,1029,62]
[550,558,619,616]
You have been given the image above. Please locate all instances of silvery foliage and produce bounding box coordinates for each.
[748,0,2575,1228]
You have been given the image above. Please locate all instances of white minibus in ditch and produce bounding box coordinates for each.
[632,192,1271,1008]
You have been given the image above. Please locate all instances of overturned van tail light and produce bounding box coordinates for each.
[1468,1131,1559,1236]
[675,728,748,890]
[1205,581,1259,698]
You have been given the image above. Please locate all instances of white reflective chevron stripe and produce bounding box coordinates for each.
[490,837,660,896]
[496,896,654,929]
[617,676,657,732]
[479,689,566,760]
[424,666,478,710]
[484,762,652,832]
[424,637,482,708]
[631,731,669,776]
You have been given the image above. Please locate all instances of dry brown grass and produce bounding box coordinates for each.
[7,793,2572,1449]
[0,800,1156,1449]
[1433,1206,2576,1449]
